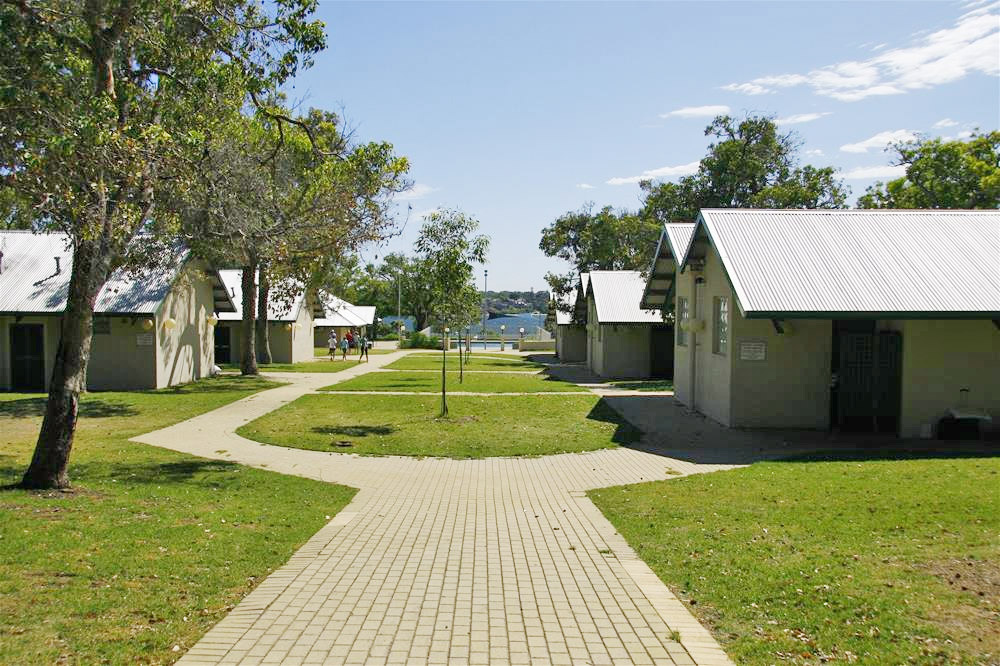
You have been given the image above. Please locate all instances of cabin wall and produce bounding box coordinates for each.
[153,262,215,389]
[597,325,652,379]
[898,319,1000,438]
[556,324,586,361]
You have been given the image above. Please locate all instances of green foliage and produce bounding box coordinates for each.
[399,332,442,349]
[539,204,660,298]
[0,377,356,664]
[414,209,490,330]
[858,131,1000,209]
[640,115,848,226]
[237,393,639,458]
[591,457,1000,665]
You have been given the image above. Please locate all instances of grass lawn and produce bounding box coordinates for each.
[221,360,358,373]
[608,379,674,392]
[0,376,357,664]
[321,370,584,393]
[589,457,1000,665]
[237,393,641,457]
[385,353,542,372]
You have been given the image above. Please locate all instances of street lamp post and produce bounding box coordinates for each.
[441,327,450,416]
[519,327,525,350]
[482,269,488,347]
[500,324,506,351]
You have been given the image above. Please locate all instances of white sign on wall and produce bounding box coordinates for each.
[739,340,767,361]
[136,333,154,347]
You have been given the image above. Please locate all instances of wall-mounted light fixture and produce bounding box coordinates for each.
[163,317,177,330]
[142,319,154,331]
[207,313,218,327]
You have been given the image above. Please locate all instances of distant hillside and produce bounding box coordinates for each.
[485,290,549,316]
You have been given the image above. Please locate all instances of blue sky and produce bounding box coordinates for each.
[289,1,1000,291]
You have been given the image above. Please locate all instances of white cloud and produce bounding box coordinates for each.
[396,183,437,201]
[721,3,999,101]
[933,117,959,128]
[606,161,700,186]
[805,148,825,157]
[410,207,441,220]
[840,129,917,153]
[775,112,832,125]
[843,165,907,180]
[957,129,974,139]
[660,105,730,119]
[576,183,596,190]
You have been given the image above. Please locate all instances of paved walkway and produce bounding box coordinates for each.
[134,351,736,665]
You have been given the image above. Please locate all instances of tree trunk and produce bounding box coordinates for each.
[440,341,448,417]
[21,239,108,489]
[241,263,259,375]
[458,340,463,383]
[256,266,272,364]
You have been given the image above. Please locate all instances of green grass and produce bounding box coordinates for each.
[314,347,394,357]
[608,379,674,392]
[589,457,1000,665]
[321,370,584,393]
[0,376,357,664]
[238,393,641,458]
[221,360,358,373]
[385,353,542,372]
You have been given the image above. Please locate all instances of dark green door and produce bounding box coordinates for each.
[10,324,46,392]
[214,326,231,364]
[650,325,675,378]
[836,330,902,433]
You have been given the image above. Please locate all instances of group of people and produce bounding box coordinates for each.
[327,329,371,362]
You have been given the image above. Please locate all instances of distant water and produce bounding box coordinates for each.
[381,312,546,337]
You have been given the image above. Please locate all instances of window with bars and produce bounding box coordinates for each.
[713,296,728,355]
[677,297,689,346]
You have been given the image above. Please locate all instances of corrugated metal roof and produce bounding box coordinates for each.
[0,230,186,314]
[587,271,664,324]
[315,296,375,327]
[640,222,695,309]
[686,209,1000,318]
[216,269,306,322]
[554,289,576,326]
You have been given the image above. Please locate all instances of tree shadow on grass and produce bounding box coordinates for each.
[585,398,643,445]
[153,375,278,394]
[312,425,396,437]
[1,458,247,493]
[0,398,139,419]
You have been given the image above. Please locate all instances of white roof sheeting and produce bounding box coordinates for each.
[587,271,664,324]
[554,289,576,326]
[217,269,305,322]
[685,209,1000,318]
[0,230,191,315]
[315,296,375,327]
[665,223,695,262]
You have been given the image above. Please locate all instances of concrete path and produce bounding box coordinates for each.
[134,351,736,665]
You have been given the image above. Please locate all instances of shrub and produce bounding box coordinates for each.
[400,332,442,349]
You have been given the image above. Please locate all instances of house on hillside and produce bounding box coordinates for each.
[585,271,672,379]
[655,208,1000,438]
[215,270,321,365]
[0,231,234,391]
[313,296,376,347]
[554,289,585,361]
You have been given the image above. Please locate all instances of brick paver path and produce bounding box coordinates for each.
[134,352,736,665]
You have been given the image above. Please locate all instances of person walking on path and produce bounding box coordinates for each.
[340,334,349,361]
[327,331,338,361]
[358,333,369,362]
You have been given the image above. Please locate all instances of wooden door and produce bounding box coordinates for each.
[10,324,45,391]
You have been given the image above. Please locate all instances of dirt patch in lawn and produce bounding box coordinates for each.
[922,557,1000,662]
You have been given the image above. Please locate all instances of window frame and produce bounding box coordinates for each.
[676,297,689,347]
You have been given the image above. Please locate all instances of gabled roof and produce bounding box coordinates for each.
[586,271,663,324]
[680,209,1000,319]
[0,230,234,315]
[315,295,376,327]
[640,222,696,310]
[573,273,591,322]
[217,269,306,322]
[554,289,576,326]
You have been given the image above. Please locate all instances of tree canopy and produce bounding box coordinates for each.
[858,132,1000,209]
